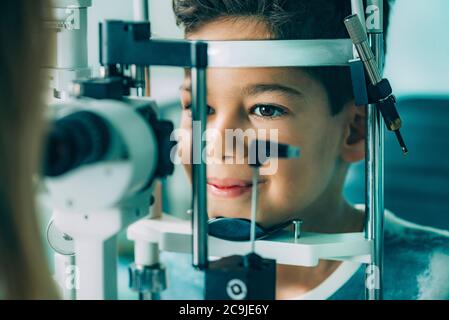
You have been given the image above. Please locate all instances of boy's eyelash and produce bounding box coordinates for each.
[249,104,289,119]
[182,103,290,119]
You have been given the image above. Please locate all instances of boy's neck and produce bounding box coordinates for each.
[276,202,364,299]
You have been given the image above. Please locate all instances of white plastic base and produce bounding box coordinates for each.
[127,214,372,267]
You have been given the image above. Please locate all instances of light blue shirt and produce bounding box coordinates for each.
[119,210,449,300]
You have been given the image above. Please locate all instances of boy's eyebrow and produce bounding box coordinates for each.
[241,84,302,98]
[180,82,302,98]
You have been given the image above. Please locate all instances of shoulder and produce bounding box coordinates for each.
[384,209,449,254]
[383,210,449,299]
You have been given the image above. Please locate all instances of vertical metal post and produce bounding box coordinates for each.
[365,0,385,300]
[75,236,118,300]
[191,67,208,269]
[133,0,150,97]
[133,0,149,21]
[47,0,92,100]
[250,167,259,253]
[351,0,367,31]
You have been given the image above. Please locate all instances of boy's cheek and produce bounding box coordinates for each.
[267,157,331,207]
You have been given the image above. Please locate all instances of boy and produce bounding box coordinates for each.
[163,0,449,299]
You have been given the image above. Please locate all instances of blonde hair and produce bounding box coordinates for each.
[0,0,57,299]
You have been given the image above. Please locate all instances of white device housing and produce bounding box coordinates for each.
[46,97,159,299]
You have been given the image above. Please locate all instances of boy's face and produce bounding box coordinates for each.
[179,19,363,230]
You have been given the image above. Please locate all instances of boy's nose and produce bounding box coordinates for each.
[207,113,250,163]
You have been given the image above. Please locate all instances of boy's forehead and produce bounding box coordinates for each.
[186,17,273,41]
[182,67,315,91]
[183,18,324,95]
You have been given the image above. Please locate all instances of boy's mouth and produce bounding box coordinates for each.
[207,177,266,198]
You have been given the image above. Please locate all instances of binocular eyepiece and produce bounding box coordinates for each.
[43,111,111,177]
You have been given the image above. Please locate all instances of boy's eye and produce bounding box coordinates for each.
[251,104,287,119]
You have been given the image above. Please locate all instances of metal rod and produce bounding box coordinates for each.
[133,0,149,21]
[365,0,385,301]
[130,63,146,97]
[351,0,366,31]
[250,167,259,253]
[145,67,151,96]
[351,0,366,59]
[191,67,208,269]
[133,0,150,97]
[293,220,303,240]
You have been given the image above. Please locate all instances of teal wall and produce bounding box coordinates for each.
[384,0,449,97]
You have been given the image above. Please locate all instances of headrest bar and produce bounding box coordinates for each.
[206,39,353,68]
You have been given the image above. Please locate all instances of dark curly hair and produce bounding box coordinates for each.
[173,0,392,115]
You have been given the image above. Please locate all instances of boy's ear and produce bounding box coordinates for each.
[341,100,366,163]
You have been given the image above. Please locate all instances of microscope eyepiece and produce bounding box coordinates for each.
[43,111,110,177]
